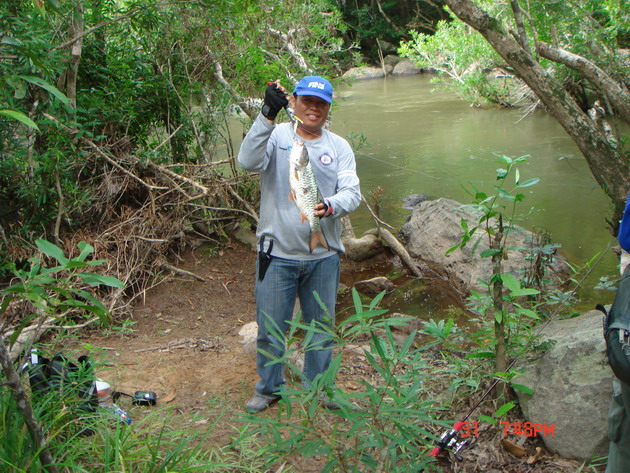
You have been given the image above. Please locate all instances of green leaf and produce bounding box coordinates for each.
[517,178,540,188]
[495,401,516,417]
[36,239,69,265]
[465,351,495,359]
[352,287,363,314]
[19,76,70,105]
[514,168,520,185]
[496,168,508,179]
[510,288,540,297]
[77,241,95,262]
[511,383,535,395]
[369,290,386,309]
[479,248,501,258]
[77,273,125,288]
[500,273,521,293]
[478,414,497,425]
[0,109,39,130]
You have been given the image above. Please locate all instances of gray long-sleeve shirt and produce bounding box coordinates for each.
[238,113,361,260]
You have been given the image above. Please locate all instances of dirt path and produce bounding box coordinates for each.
[68,240,595,472]
[71,241,262,437]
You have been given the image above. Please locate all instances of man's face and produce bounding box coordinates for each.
[291,94,331,136]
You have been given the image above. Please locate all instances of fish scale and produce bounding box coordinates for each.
[288,139,329,252]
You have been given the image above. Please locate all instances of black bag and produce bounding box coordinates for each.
[601,266,630,386]
[28,352,98,413]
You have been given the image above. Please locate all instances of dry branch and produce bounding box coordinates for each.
[161,263,205,282]
[366,227,423,278]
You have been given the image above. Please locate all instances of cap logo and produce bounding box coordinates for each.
[308,81,326,90]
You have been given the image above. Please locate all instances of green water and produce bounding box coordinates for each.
[226,74,622,313]
[330,75,619,310]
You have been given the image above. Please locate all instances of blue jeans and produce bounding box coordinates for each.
[254,253,340,397]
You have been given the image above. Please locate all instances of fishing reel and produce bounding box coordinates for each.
[428,422,471,461]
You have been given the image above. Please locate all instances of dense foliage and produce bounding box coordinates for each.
[400,0,630,107]
[0,0,347,260]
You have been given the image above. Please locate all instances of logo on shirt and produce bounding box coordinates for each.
[319,154,333,166]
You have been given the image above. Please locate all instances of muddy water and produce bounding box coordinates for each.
[226,75,621,320]
[331,75,620,315]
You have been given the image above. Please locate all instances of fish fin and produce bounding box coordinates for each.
[300,213,308,224]
[309,230,329,252]
[289,190,296,201]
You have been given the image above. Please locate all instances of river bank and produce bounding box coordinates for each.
[63,238,602,472]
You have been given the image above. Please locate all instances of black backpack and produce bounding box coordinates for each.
[601,265,630,386]
[27,352,98,413]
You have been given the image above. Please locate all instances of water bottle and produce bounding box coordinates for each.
[100,402,132,425]
[95,380,132,425]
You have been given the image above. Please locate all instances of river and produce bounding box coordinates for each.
[226,74,621,316]
[328,75,620,312]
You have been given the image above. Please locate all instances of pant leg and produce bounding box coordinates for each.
[254,257,299,396]
[297,254,340,388]
[605,378,630,473]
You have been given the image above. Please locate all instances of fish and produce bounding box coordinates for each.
[288,139,329,252]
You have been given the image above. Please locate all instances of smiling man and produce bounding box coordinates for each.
[237,76,361,413]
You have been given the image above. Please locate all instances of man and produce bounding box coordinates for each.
[606,190,630,473]
[237,76,361,413]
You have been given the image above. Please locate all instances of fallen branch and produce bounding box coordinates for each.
[161,263,206,282]
[366,227,423,278]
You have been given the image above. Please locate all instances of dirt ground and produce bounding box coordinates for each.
[68,238,599,473]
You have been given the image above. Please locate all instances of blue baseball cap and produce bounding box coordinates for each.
[293,76,333,103]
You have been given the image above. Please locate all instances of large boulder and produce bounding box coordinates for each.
[513,310,612,460]
[399,198,568,295]
[342,66,387,81]
[391,58,423,76]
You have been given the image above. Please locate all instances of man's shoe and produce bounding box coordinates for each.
[245,393,280,413]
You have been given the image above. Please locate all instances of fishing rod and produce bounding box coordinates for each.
[426,240,616,463]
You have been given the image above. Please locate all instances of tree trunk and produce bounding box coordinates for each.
[442,0,630,226]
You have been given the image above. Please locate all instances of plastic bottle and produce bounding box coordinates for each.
[95,379,132,425]
[100,402,132,425]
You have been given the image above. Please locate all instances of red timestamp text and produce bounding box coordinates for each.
[501,421,555,437]
[459,421,480,437]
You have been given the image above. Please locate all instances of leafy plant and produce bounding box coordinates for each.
[447,155,545,376]
[236,288,445,472]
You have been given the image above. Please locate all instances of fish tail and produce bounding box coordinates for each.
[309,229,329,253]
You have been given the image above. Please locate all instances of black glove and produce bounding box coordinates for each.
[262,83,288,121]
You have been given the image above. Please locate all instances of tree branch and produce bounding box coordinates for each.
[537,41,630,124]
[50,8,138,52]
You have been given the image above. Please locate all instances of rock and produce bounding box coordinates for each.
[377,40,398,55]
[354,276,394,295]
[238,321,258,355]
[238,320,304,371]
[513,310,612,460]
[392,58,423,76]
[383,54,403,67]
[399,198,568,295]
[389,312,423,335]
[401,193,430,210]
[342,66,386,81]
[231,223,257,250]
[343,233,384,261]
